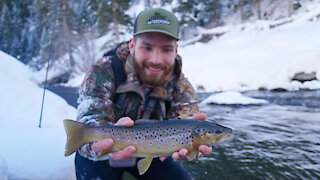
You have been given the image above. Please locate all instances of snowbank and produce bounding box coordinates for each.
[200,91,268,106]
[180,20,320,92]
[0,51,77,179]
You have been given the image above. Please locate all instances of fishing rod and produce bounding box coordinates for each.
[39,1,59,128]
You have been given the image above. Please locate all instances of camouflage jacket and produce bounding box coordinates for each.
[77,42,199,160]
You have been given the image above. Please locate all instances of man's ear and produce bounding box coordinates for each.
[175,43,178,54]
[129,38,135,55]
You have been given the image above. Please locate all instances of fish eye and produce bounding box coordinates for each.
[216,129,222,134]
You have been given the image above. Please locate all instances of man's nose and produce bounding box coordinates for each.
[150,49,162,64]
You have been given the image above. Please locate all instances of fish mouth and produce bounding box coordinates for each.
[215,132,234,143]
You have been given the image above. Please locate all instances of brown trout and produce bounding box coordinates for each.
[64,119,232,175]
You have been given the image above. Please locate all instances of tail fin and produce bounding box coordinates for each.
[63,119,89,156]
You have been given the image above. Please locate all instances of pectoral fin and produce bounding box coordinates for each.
[97,149,113,159]
[137,156,153,175]
[186,150,199,161]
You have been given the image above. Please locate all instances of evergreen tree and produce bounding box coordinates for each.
[93,0,133,40]
[0,0,34,64]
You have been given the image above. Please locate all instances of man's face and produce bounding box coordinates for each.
[129,32,178,86]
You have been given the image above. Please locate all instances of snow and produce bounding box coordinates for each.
[180,19,320,92]
[0,51,77,179]
[200,91,268,106]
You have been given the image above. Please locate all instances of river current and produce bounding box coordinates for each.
[185,90,320,180]
[48,86,320,180]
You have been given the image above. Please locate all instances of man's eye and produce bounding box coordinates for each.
[164,48,173,53]
[143,46,152,51]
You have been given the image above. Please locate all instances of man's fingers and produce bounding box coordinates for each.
[115,117,134,127]
[179,148,188,156]
[199,145,212,155]
[159,156,168,162]
[172,148,188,160]
[190,112,207,121]
[92,139,114,153]
[172,152,180,160]
[111,145,136,161]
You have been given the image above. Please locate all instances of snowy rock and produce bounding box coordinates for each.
[200,91,268,106]
[291,72,317,83]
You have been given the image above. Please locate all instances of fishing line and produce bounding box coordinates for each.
[39,2,59,128]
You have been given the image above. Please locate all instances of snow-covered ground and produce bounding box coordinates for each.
[0,51,77,179]
[180,19,320,92]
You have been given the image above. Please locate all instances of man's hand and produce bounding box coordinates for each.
[160,112,212,162]
[92,117,136,161]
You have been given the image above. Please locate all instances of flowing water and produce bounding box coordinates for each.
[48,86,320,180]
[183,90,320,180]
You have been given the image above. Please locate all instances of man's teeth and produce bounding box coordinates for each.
[148,67,161,71]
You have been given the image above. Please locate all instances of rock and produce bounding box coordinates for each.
[270,88,288,92]
[45,72,71,85]
[196,85,206,91]
[258,86,268,91]
[291,72,317,83]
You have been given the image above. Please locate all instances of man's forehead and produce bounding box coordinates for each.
[136,32,177,46]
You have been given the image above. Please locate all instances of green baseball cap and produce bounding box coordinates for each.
[134,8,180,40]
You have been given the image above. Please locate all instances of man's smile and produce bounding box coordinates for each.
[145,66,163,74]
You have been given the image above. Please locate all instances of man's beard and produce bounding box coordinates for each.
[132,53,174,87]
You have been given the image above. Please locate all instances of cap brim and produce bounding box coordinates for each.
[134,29,180,40]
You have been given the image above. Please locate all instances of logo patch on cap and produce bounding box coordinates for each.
[147,12,170,25]
[147,19,170,25]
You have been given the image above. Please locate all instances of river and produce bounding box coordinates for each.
[48,86,320,180]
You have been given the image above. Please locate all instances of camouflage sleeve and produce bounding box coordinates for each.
[167,73,200,119]
[76,56,116,160]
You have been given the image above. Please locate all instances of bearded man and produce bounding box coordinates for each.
[75,8,211,180]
